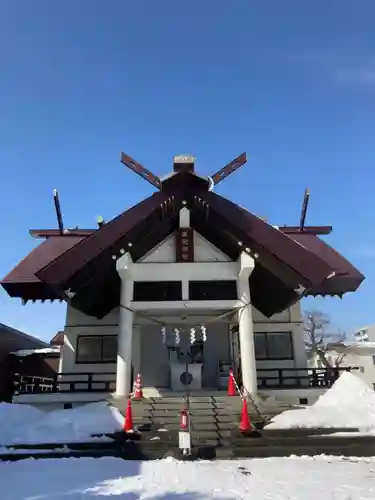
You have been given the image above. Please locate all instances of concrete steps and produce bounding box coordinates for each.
[110,394,277,450]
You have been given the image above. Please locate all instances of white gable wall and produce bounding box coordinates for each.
[139,231,231,263]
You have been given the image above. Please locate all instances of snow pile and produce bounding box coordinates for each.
[0,456,375,499]
[0,403,43,444]
[0,402,124,445]
[266,371,375,430]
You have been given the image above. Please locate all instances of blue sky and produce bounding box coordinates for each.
[0,0,374,340]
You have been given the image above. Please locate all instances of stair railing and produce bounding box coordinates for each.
[230,370,268,425]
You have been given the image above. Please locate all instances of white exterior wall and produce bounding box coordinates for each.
[253,303,306,371]
[61,307,119,378]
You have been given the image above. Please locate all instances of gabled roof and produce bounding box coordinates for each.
[0,171,364,318]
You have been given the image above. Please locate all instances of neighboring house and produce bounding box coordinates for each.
[0,153,365,409]
[324,325,375,390]
[0,323,50,400]
[325,341,375,389]
[354,325,375,343]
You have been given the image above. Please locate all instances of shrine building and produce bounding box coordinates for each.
[1,153,364,406]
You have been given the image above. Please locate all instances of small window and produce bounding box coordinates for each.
[189,281,237,300]
[133,282,182,301]
[372,356,375,366]
[76,335,117,363]
[102,336,118,361]
[254,333,267,359]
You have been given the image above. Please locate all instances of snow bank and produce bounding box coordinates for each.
[266,371,375,431]
[0,402,124,445]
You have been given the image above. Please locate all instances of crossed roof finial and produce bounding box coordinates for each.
[120,151,248,190]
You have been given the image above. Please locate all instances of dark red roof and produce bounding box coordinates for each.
[2,236,84,299]
[287,232,364,295]
[0,170,364,317]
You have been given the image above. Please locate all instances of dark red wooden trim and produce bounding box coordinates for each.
[279,226,332,235]
[30,229,96,238]
[120,152,161,189]
[210,152,247,185]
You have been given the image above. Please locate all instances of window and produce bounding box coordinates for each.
[133,282,182,301]
[254,332,293,360]
[372,356,375,366]
[76,335,117,363]
[355,329,369,342]
[254,333,267,359]
[189,281,238,300]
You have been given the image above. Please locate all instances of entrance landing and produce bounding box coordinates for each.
[139,387,228,399]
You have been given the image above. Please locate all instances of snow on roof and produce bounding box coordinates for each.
[12,347,60,357]
[327,341,375,355]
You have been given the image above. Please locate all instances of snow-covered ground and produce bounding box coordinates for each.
[0,372,375,497]
[0,456,375,499]
[0,402,124,445]
[266,371,375,431]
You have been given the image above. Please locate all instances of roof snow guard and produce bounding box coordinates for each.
[1,152,364,319]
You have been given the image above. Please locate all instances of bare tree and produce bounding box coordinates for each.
[304,310,347,368]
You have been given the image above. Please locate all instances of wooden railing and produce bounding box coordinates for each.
[14,366,361,395]
[14,372,116,395]
[257,366,360,389]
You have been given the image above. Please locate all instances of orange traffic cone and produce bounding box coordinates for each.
[239,398,251,433]
[124,399,134,433]
[227,368,236,396]
[133,373,143,400]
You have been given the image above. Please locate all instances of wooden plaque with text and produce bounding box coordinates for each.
[175,228,194,262]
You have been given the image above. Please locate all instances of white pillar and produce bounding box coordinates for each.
[237,252,257,395]
[116,278,134,396]
[116,252,134,397]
